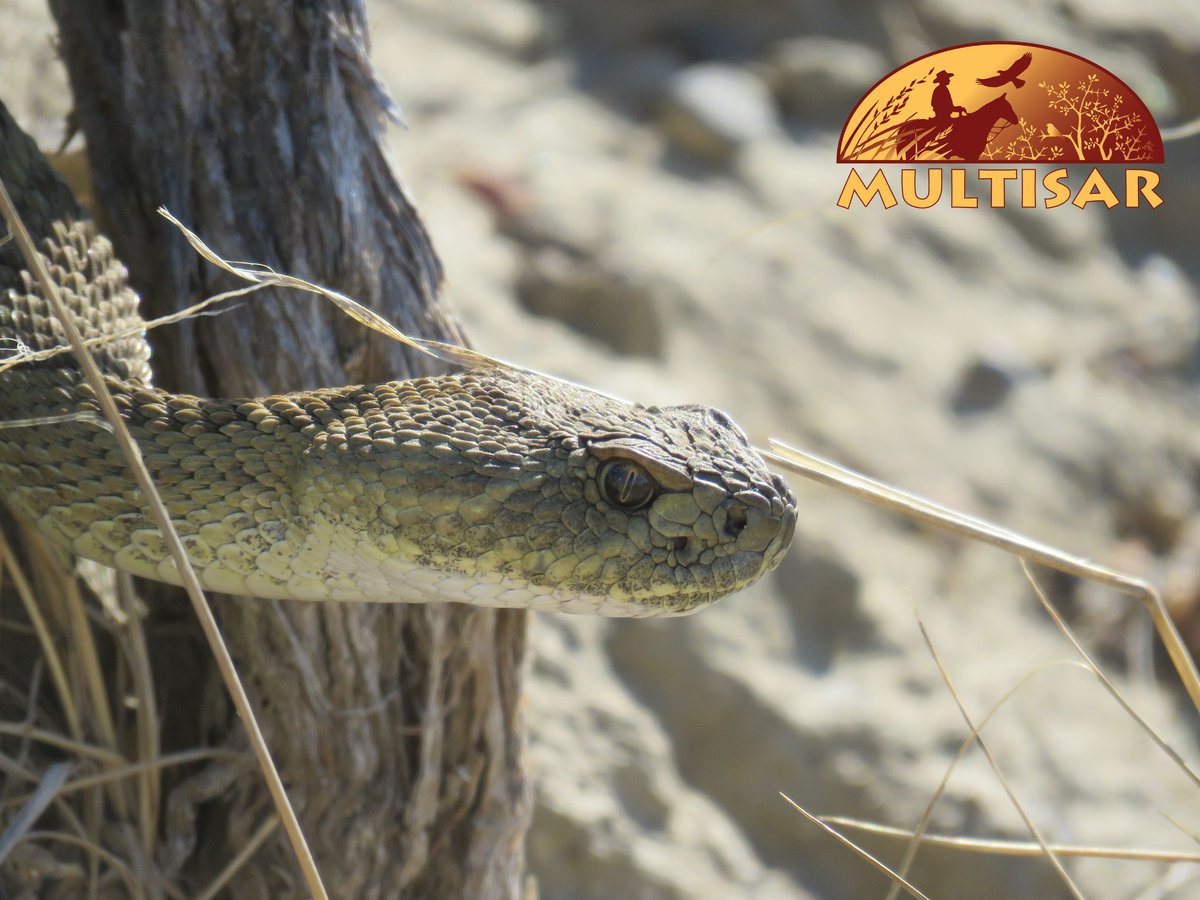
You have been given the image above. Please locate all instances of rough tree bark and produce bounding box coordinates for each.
[48,2,531,896]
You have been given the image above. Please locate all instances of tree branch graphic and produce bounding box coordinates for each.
[1040,74,1152,161]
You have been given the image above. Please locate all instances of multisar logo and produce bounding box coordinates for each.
[836,42,1164,210]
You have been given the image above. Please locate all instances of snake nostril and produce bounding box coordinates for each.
[724,505,747,539]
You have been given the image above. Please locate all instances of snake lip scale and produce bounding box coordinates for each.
[0,102,797,617]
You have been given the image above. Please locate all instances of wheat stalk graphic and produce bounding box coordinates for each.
[840,68,934,160]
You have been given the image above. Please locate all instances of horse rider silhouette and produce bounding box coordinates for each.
[931,70,967,121]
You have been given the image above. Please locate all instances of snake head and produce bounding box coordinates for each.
[308,369,796,616]
[553,404,796,616]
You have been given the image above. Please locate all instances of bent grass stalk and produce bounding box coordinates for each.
[761,440,1200,712]
[0,177,329,900]
[824,817,1200,863]
[763,440,1200,894]
[778,792,932,900]
[915,619,1085,898]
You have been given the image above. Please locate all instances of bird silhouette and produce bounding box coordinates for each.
[976,52,1033,88]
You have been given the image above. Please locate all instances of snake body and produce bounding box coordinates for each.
[0,103,796,617]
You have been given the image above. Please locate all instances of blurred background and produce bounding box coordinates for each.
[5,0,1200,896]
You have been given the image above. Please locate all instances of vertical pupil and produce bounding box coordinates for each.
[616,467,638,504]
[601,460,653,509]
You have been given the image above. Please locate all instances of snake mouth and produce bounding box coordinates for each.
[763,473,799,572]
[763,509,796,572]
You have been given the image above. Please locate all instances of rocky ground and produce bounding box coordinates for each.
[7,0,1200,897]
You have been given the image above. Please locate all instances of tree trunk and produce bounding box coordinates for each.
[47,2,531,896]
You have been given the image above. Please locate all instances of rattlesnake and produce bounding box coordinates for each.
[0,102,795,616]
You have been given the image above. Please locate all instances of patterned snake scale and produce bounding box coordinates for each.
[0,102,796,616]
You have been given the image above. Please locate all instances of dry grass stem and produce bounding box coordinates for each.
[0,178,329,899]
[19,829,142,898]
[762,440,1200,713]
[0,529,82,739]
[916,621,1085,898]
[1,749,236,809]
[778,792,932,900]
[0,408,107,430]
[38,541,125,818]
[193,815,281,900]
[824,817,1200,863]
[0,762,68,864]
[763,441,1200,895]
[159,207,494,371]
[0,286,251,376]
[115,571,160,855]
[0,723,125,764]
[1163,813,1200,847]
[1021,563,1200,790]
[884,659,1094,900]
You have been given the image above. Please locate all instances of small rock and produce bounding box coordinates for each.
[600,45,683,116]
[771,540,876,673]
[516,248,665,358]
[414,0,550,60]
[474,0,552,59]
[766,37,886,124]
[659,63,778,163]
[950,353,1037,415]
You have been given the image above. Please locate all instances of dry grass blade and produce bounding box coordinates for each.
[0,723,125,764]
[917,620,1085,899]
[36,542,125,818]
[160,209,644,413]
[0,529,82,739]
[113,571,160,856]
[1130,865,1200,900]
[823,818,1200,863]
[761,440,1200,714]
[0,178,329,899]
[0,761,68,864]
[762,439,1200,894]
[1163,813,1200,847]
[193,814,280,900]
[778,792,932,900]
[0,747,111,894]
[1021,562,1200,790]
[0,749,236,809]
[0,409,107,430]
[18,829,142,898]
[159,207,494,370]
[0,283,255,376]
[885,659,1094,900]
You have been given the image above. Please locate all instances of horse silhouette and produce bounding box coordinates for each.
[894,94,1017,161]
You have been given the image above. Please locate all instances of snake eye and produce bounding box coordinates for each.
[598,459,656,510]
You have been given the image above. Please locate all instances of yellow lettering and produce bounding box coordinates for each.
[837,169,897,209]
[1020,168,1036,208]
[837,167,1164,212]
[1072,169,1120,209]
[977,169,1017,207]
[1042,169,1071,208]
[1125,169,1163,208]
[900,168,942,208]
[950,168,977,208]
